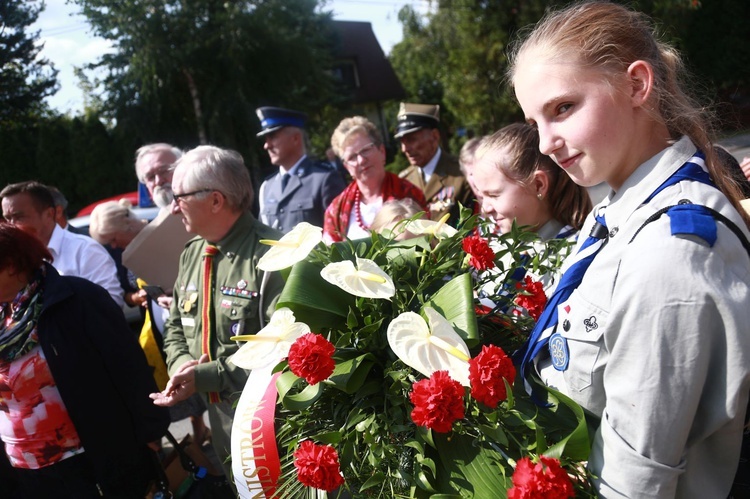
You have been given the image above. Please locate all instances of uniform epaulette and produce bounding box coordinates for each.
[630,199,750,257]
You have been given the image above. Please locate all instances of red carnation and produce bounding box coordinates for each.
[508,456,575,499]
[469,344,516,409]
[293,440,345,492]
[514,276,547,321]
[288,333,336,385]
[462,234,496,271]
[409,370,465,433]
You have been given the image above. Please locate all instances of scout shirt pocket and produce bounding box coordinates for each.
[219,285,259,338]
[558,290,608,395]
[178,290,200,339]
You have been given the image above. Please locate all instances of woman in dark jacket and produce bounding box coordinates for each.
[0,223,170,498]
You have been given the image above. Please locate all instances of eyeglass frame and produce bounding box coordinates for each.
[172,189,212,203]
[342,142,379,166]
[142,163,175,184]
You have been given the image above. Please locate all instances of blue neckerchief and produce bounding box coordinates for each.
[516,150,714,402]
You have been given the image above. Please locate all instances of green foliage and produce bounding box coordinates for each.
[390,0,750,140]
[263,210,593,497]
[70,0,339,167]
[0,0,58,126]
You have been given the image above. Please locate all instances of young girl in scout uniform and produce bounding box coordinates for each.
[510,2,750,497]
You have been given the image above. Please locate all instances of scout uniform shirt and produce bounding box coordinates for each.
[162,211,285,402]
[538,137,750,498]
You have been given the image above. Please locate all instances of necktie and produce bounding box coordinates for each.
[281,173,291,192]
[201,244,221,404]
[516,210,608,396]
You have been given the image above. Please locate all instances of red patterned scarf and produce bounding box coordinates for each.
[323,172,427,243]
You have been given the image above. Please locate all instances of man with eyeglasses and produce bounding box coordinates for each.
[135,143,183,208]
[396,103,473,225]
[256,106,346,233]
[150,145,285,490]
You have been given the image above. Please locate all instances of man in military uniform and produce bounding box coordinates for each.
[257,106,346,233]
[396,102,473,224]
[150,145,285,484]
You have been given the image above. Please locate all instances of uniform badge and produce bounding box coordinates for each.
[220,299,233,309]
[183,292,198,313]
[549,333,569,371]
[237,279,248,290]
[231,320,245,336]
[583,316,598,332]
[186,282,197,292]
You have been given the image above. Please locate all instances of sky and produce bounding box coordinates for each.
[31,0,428,114]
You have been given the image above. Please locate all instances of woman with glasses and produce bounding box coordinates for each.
[323,116,428,243]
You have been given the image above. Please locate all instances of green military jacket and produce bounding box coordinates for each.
[398,149,474,224]
[163,211,285,403]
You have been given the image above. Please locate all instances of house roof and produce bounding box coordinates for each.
[332,20,405,103]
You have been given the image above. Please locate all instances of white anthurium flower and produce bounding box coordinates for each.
[257,222,323,271]
[404,213,457,239]
[387,307,471,386]
[320,257,395,299]
[229,307,310,369]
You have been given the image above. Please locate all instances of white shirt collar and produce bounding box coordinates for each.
[279,154,307,177]
[47,223,65,260]
[604,136,696,231]
[421,148,442,183]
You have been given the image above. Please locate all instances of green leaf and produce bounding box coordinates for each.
[433,432,511,497]
[277,259,353,331]
[328,354,377,394]
[276,371,324,411]
[423,272,479,347]
[360,472,386,491]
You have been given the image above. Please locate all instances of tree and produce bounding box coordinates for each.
[0,0,58,126]
[71,0,338,157]
[390,0,750,146]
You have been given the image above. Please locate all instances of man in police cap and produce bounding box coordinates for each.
[396,102,472,224]
[256,106,345,233]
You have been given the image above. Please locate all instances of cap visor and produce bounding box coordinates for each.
[256,125,284,137]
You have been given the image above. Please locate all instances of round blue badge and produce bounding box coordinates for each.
[231,322,240,335]
[549,333,569,371]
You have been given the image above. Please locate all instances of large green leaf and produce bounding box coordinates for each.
[433,432,511,498]
[328,353,377,394]
[277,259,353,331]
[423,272,479,347]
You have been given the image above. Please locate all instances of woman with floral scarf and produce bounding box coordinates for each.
[323,116,427,244]
[0,223,169,498]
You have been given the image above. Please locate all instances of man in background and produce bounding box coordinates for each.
[257,106,345,233]
[396,102,472,224]
[1,181,124,307]
[135,143,183,208]
[48,186,88,235]
[150,145,285,485]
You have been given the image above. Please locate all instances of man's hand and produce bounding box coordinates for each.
[150,354,209,406]
[156,295,173,309]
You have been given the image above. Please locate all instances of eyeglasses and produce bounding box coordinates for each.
[172,189,212,203]
[343,142,377,166]
[143,164,175,184]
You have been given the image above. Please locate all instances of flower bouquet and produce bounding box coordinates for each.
[229,209,595,498]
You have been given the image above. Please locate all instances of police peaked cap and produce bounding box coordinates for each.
[255,107,308,137]
[394,102,440,139]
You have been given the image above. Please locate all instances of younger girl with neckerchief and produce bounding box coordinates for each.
[510,2,750,497]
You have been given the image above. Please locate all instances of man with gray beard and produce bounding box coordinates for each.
[132,142,210,446]
[135,143,183,208]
